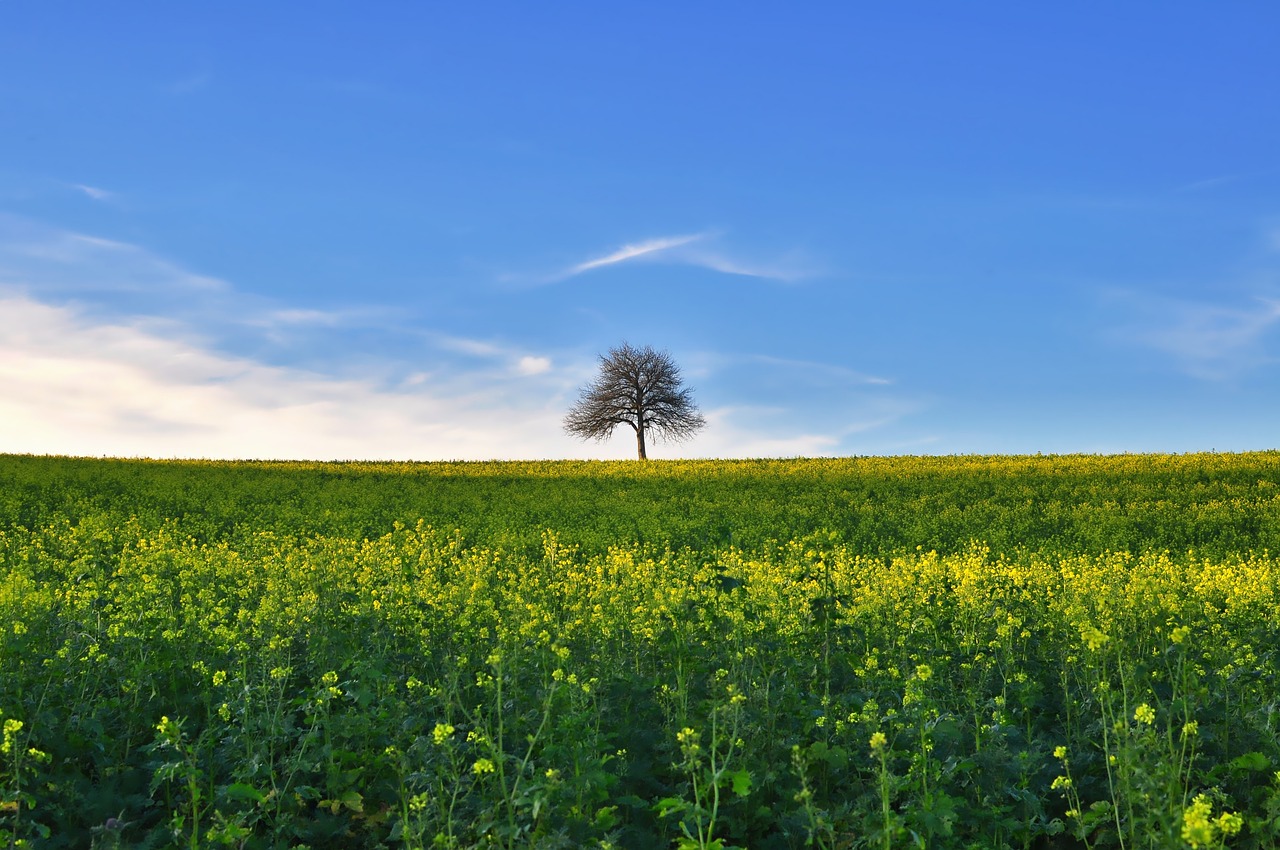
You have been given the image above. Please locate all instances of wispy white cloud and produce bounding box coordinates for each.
[265,308,343,326]
[1114,292,1280,380]
[533,231,817,284]
[418,332,558,378]
[0,215,412,356]
[673,247,817,283]
[692,403,918,458]
[0,215,227,294]
[70,183,114,202]
[1174,169,1276,194]
[567,234,704,275]
[1175,174,1244,193]
[243,306,402,332]
[698,407,844,457]
[748,354,893,386]
[674,348,921,457]
[428,333,506,358]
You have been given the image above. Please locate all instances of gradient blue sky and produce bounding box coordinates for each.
[2,4,1279,460]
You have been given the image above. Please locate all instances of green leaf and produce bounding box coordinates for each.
[340,790,364,813]
[321,790,365,814]
[1229,751,1270,773]
[655,796,686,817]
[594,805,620,830]
[617,794,649,810]
[729,768,752,797]
[225,782,267,804]
[822,745,849,769]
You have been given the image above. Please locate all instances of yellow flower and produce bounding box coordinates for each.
[1181,794,1214,848]
[472,758,496,775]
[1134,703,1155,725]
[154,715,182,746]
[1,718,23,754]
[432,723,455,746]
[1081,625,1109,652]
[1053,745,1068,760]
[869,731,887,752]
[1216,811,1243,837]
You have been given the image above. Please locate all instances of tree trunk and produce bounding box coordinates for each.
[636,425,647,460]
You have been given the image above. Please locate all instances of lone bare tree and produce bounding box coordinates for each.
[564,342,706,459]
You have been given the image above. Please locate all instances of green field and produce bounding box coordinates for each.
[2,453,1279,848]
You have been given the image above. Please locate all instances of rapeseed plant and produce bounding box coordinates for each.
[3,452,1280,846]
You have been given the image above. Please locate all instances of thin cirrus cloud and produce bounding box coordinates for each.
[1173,169,1277,194]
[567,234,704,275]
[0,214,227,295]
[425,332,554,376]
[747,354,894,387]
[2,214,431,347]
[696,403,920,458]
[1115,292,1280,380]
[70,183,114,202]
[0,215,559,380]
[546,231,816,284]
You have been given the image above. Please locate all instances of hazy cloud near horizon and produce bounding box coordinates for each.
[0,290,880,460]
[0,216,894,460]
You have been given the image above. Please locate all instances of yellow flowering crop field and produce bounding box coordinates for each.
[2,452,1279,849]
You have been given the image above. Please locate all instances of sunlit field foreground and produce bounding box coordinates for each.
[3,453,1280,849]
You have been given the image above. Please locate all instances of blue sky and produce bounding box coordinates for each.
[2,4,1278,460]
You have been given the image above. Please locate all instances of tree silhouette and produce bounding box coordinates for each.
[564,342,706,459]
